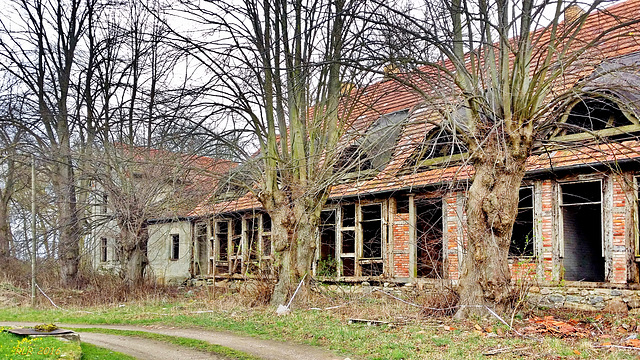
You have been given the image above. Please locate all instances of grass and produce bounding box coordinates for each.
[72,328,260,360]
[2,285,640,359]
[0,327,81,359]
[80,342,137,360]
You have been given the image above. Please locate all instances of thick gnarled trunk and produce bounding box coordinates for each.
[267,194,320,306]
[456,154,526,317]
[119,223,149,287]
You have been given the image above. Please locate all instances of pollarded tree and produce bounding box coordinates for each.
[171,0,373,304]
[374,0,640,316]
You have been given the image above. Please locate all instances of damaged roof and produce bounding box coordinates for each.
[190,0,640,216]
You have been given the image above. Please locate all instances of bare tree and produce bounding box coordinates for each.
[169,0,379,303]
[88,144,229,285]
[371,0,640,316]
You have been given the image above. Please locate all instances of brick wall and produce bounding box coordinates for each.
[445,192,460,280]
[393,212,411,277]
[611,174,628,284]
[540,180,555,281]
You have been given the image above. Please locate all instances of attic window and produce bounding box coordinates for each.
[334,110,408,175]
[408,127,467,169]
[334,145,373,174]
[556,96,634,136]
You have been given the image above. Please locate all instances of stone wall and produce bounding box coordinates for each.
[528,286,640,313]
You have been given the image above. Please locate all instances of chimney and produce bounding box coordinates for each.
[564,4,585,23]
[340,82,355,95]
[383,64,400,80]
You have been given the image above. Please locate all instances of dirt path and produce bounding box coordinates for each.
[79,332,224,360]
[0,322,347,360]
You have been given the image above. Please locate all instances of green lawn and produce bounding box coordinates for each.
[1,301,639,359]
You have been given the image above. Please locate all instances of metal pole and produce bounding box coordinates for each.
[31,154,36,307]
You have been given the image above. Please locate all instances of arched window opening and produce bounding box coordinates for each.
[557,96,634,136]
[407,127,467,170]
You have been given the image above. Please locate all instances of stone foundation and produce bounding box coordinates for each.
[528,286,640,313]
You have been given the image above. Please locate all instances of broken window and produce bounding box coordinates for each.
[396,195,410,214]
[170,234,180,260]
[318,209,337,277]
[510,187,535,257]
[360,203,384,276]
[340,204,356,276]
[561,181,605,282]
[408,127,467,170]
[334,145,372,174]
[415,198,443,278]
[556,96,633,136]
[215,221,229,261]
[230,218,243,273]
[246,216,259,260]
[194,222,208,275]
[361,204,383,259]
[100,237,108,262]
[261,213,272,257]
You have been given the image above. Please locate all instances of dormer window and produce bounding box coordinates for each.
[334,110,408,177]
[406,126,468,171]
[555,95,635,137]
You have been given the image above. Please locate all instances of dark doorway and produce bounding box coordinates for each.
[561,181,605,282]
[415,198,443,278]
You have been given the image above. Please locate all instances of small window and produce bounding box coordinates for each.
[170,234,180,260]
[101,193,108,214]
[100,237,108,262]
[510,187,535,257]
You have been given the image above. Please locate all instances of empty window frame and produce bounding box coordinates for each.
[557,96,634,136]
[360,203,384,276]
[415,197,443,278]
[100,237,108,262]
[341,204,356,276]
[510,187,535,257]
[560,181,605,282]
[317,209,338,277]
[230,218,243,274]
[170,234,180,260]
[194,222,208,275]
[245,216,260,261]
[261,213,272,257]
[213,219,231,274]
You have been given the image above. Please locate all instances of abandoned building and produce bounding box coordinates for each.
[89,0,640,309]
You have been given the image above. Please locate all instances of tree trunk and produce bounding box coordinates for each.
[456,155,526,317]
[57,151,80,287]
[0,200,11,259]
[269,200,319,306]
[120,224,149,287]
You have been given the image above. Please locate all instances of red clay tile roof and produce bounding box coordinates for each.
[189,0,640,216]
